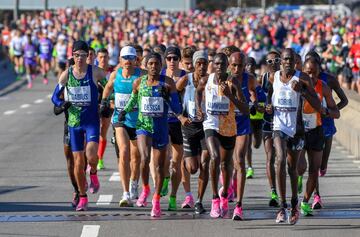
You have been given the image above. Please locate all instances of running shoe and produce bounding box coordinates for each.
[181,195,194,209]
[319,169,327,177]
[76,197,88,211]
[168,196,177,211]
[43,78,48,85]
[71,192,80,208]
[289,207,300,225]
[27,82,33,89]
[97,160,104,170]
[119,193,133,207]
[220,196,229,217]
[218,186,234,201]
[312,194,323,209]
[300,202,313,216]
[232,206,244,221]
[297,176,303,194]
[210,198,221,218]
[275,208,287,223]
[130,180,139,200]
[269,191,280,207]
[136,188,150,207]
[246,167,254,179]
[89,173,100,194]
[151,199,161,217]
[160,177,169,197]
[195,202,206,214]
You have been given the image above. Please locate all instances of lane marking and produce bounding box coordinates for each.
[4,110,16,115]
[34,99,44,104]
[20,104,31,109]
[96,195,113,205]
[335,146,345,150]
[348,155,357,159]
[109,172,120,182]
[80,225,100,237]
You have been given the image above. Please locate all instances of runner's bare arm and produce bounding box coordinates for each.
[228,76,249,115]
[322,83,340,119]
[295,73,321,112]
[325,73,348,110]
[102,71,116,100]
[176,74,189,92]
[195,77,208,114]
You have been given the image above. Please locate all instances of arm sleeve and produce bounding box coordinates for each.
[255,85,266,103]
[51,84,65,107]
[123,92,138,113]
[169,92,182,114]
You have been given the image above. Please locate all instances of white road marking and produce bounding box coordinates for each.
[80,225,100,237]
[96,195,113,205]
[109,172,120,182]
[335,146,345,150]
[34,99,44,104]
[4,110,16,115]
[20,104,31,109]
[349,155,357,159]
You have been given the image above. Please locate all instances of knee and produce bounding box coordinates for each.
[200,160,209,171]
[287,164,297,176]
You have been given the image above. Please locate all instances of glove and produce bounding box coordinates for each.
[117,110,127,124]
[99,99,111,118]
[53,101,72,115]
[53,105,63,115]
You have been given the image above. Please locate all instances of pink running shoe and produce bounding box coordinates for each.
[89,174,100,194]
[210,198,221,218]
[218,186,234,201]
[181,195,194,208]
[232,206,244,221]
[27,82,33,89]
[136,189,150,207]
[151,199,161,217]
[220,196,229,217]
[43,78,48,85]
[312,194,323,209]
[76,197,88,211]
[71,192,80,208]
[319,169,327,177]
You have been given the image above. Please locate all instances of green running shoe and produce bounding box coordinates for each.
[160,177,170,197]
[168,196,177,211]
[246,167,254,179]
[269,191,279,207]
[297,176,303,194]
[300,201,313,216]
[97,160,105,170]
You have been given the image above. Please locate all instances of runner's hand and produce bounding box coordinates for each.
[179,115,191,127]
[118,110,127,123]
[99,100,111,117]
[265,104,273,114]
[220,82,232,97]
[291,80,303,93]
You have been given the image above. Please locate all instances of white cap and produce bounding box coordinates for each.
[331,34,341,45]
[58,34,66,40]
[120,46,137,57]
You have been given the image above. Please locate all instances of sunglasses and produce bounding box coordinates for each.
[74,53,88,58]
[122,55,137,61]
[266,58,281,64]
[166,56,179,62]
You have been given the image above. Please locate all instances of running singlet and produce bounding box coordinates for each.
[303,79,323,131]
[320,72,336,137]
[64,65,99,127]
[234,73,252,136]
[262,72,273,132]
[39,38,53,60]
[161,68,186,123]
[23,43,36,65]
[203,73,236,137]
[56,44,67,63]
[11,37,23,56]
[272,70,301,137]
[112,67,141,128]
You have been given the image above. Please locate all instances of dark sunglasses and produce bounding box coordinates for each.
[74,53,88,58]
[266,58,281,64]
[166,56,179,62]
[122,55,137,61]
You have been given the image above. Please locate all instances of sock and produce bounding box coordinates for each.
[212,194,219,199]
[236,201,242,207]
[291,197,298,208]
[153,194,161,201]
[143,184,150,192]
[123,191,130,197]
[97,138,107,160]
[90,170,97,175]
[26,74,31,84]
[79,194,87,198]
[271,187,277,194]
[186,192,192,197]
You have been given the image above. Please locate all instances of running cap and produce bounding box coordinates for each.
[193,50,208,65]
[72,40,89,53]
[330,34,341,45]
[120,46,137,57]
[165,46,181,59]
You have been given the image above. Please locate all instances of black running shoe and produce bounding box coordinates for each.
[195,202,206,214]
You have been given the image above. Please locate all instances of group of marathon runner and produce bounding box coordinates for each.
[1,7,358,224]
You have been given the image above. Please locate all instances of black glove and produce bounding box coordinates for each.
[250,104,257,116]
[161,86,170,102]
[99,99,111,118]
[53,105,63,115]
[53,101,72,116]
[117,110,127,123]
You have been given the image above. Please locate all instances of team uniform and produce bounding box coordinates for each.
[39,37,53,62]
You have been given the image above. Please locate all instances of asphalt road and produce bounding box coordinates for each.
[1,76,360,237]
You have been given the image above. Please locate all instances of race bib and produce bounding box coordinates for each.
[115,93,130,110]
[141,96,164,117]
[303,113,317,130]
[275,90,297,112]
[40,44,50,54]
[65,85,91,106]
[206,95,230,115]
[25,50,34,58]
[188,101,196,119]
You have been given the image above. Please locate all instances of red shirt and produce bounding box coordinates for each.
[350,44,360,72]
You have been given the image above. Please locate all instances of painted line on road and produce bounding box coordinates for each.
[4,110,16,115]
[20,104,31,109]
[34,99,44,104]
[335,146,345,150]
[340,150,348,154]
[109,172,120,182]
[349,155,357,159]
[96,195,113,205]
[80,225,100,237]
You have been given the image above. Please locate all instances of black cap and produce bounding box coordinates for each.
[165,46,181,59]
[72,40,89,53]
